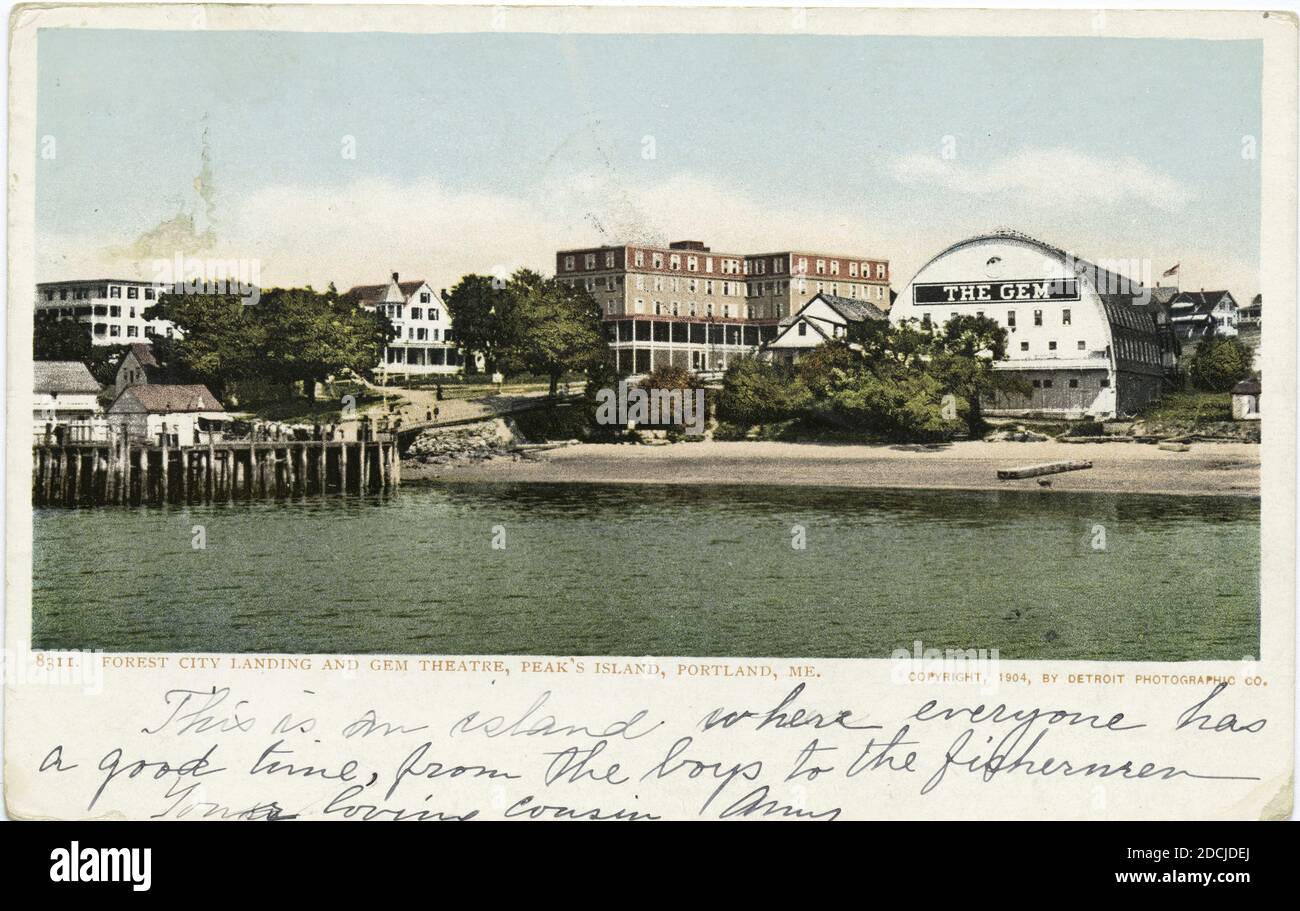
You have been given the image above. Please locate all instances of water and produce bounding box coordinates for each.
[32,482,1259,660]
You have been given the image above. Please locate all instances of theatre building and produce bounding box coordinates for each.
[889,231,1173,419]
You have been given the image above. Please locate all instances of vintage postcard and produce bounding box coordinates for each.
[4,3,1296,824]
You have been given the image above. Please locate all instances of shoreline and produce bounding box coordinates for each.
[402,439,1261,498]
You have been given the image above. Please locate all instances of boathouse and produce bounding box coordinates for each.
[889,231,1174,419]
[33,361,102,433]
[108,383,227,445]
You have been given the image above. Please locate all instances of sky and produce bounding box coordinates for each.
[35,29,1262,299]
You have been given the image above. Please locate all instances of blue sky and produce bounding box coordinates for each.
[36,29,1262,297]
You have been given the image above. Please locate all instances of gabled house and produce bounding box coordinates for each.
[114,342,169,396]
[34,361,102,434]
[765,292,888,364]
[344,272,471,375]
[1169,290,1239,340]
[107,384,226,445]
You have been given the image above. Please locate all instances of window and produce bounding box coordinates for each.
[1033,310,1043,326]
[109,306,121,317]
[815,259,826,275]
[1048,341,1057,351]
[1007,311,1016,328]
[109,325,120,337]
[830,260,840,276]
[635,251,644,267]
[1068,379,1079,388]
[1062,308,1071,325]
[109,286,121,298]
[421,292,431,303]
[653,253,663,268]
[127,326,138,338]
[876,264,887,279]
[1043,380,1053,389]
[1020,341,1030,351]
[670,255,680,270]
[584,254,596,269]
[1032,379,1042,388]
[605,252,615,268]
[411,308,422,320]
[798,322,807,336]
[1078,340,1086,350]
[849,262,858,277]
[144,288,155,300]
[127,287,139,299]
[1099,378,1110,388]
[564,256,575,271]
[687,256,697,272]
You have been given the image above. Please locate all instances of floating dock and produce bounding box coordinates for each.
[996,460,1093,480]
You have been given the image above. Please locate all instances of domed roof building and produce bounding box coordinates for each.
[889,231,1176,420]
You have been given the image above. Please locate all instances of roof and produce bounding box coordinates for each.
[36,278,156,288]
[109,384,223,414]
[344,280,429,306]
[34,361,101,395]
[818,293,888,323]
[1147,286,1180,307]
[1169,290,1236,317]
[1232,379,1261,396]
[780,292,888,327]
[125,342,159,368]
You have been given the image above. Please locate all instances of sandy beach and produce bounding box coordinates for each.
[403,439,1261,497]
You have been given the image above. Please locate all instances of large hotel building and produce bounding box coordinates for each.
[556,240,890,374]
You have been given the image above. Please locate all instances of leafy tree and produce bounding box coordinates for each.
[503,269,607,396]
[1187,336,1254,392]
[927,313,1022,436]
[145,293,264,401]
[443,274,516,374]
[718,356,810,427]
[257,287,394,401]
[146,287,393,402]
[34,316,92,362]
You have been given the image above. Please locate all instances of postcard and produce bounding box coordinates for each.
[4,3,1295,821]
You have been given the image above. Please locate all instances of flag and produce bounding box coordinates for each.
[1162,264,1180,277]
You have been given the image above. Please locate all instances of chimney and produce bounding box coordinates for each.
[392,272,400,284]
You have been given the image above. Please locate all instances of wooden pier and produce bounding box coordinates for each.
[32,437,400,507]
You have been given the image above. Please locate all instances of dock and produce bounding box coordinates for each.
[996,460,1093,480]
[32,437,400,506]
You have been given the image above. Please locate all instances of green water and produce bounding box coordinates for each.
[32,483,1259,660]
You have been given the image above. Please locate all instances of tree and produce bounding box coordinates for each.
[443,274,516,374]
[145,292,264,401]
[34,316,92,362]
[146,286,393,402]
[503,269,607,396]
[256,287,394,401]
[927,313,1022,436]
[718,356,810,427]
[1187,336,1254,392]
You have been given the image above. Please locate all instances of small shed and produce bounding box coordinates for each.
[1231,378,1261,420]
